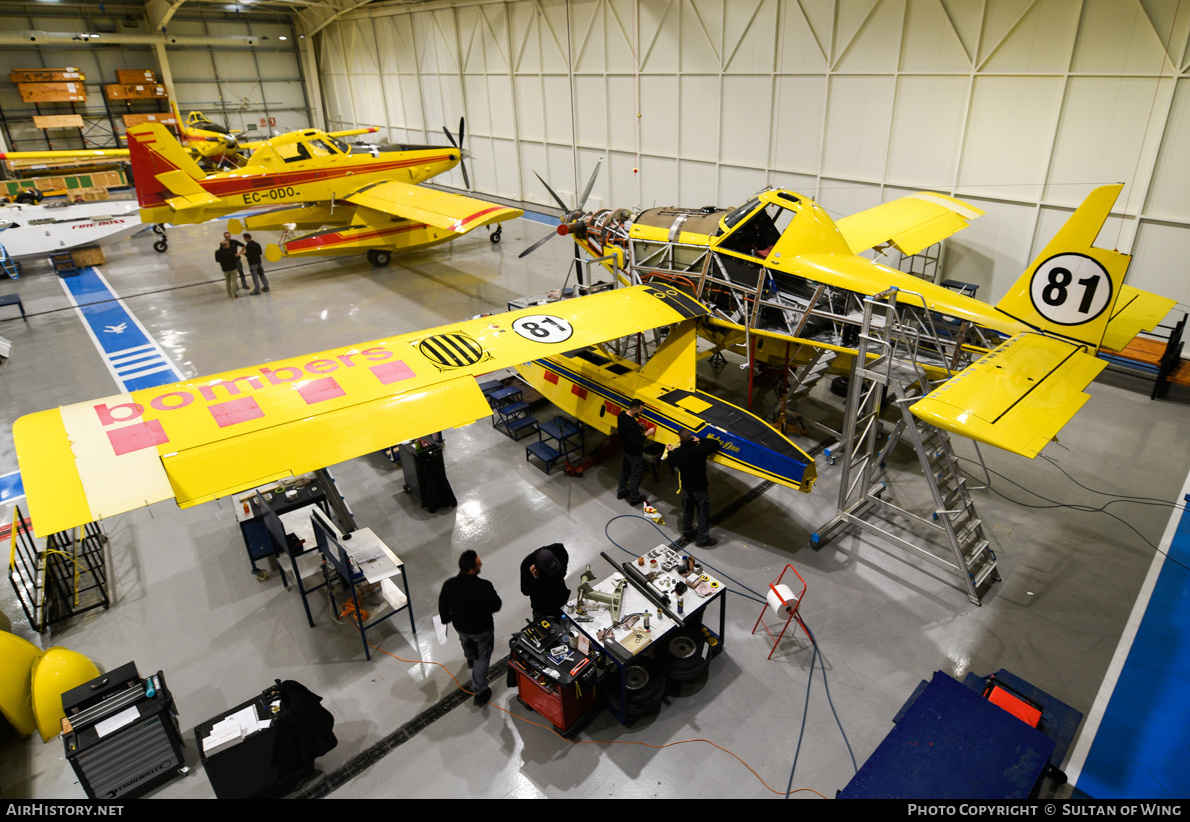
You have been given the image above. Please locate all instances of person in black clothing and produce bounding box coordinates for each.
[616,400,654,506]
[223,231,249,290]
[438,550,502,706]
[519,544,570,620]
[242,233,270,295]
[667,429,723,547]
[215,240,240,298]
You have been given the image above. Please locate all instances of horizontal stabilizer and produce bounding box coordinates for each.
[345,180,523,234]
[836,192,984,256]
[1100,284,1178,352]
[909,333,1106,459]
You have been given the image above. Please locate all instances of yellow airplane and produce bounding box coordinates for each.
[12,285,815,537]
[128,120,521,267]
[169,101,246,168]
[534,183,1175,459]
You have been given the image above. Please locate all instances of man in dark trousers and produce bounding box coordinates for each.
[519,544,570,621]
[667,429,723,547]
[215,240,240,298]
[438,550,502,706]
[223,231,249,290]
[242,233,270,295]
[616,399,654,506]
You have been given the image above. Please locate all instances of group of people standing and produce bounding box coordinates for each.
[437,544,569,707]
[215,231,270,298]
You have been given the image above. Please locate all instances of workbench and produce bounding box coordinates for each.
[564,545,727,724]
[234,474,329,584]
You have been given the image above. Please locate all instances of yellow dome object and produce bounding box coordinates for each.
[0,630,40,738]
[31,647,100,742]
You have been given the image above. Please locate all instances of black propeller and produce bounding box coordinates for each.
[518,158,603,259]
[442,117,471,191]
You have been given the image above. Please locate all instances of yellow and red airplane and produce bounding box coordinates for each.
[532,183,1176,459]
[127,120,522,266]
[13,284,816,536]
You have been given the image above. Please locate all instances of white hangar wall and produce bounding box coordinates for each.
[317,0,1190,316]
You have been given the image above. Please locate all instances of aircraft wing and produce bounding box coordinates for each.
[908,333,1106,459]
[344,180,523,235]
[1099,284,1177,352]
[13,285,706,536]
[835,192,985,256]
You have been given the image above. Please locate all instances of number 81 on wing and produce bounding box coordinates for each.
[1029,253,1112,326]
[512,314,575,344]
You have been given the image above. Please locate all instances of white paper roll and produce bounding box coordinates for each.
[766,584,799,619]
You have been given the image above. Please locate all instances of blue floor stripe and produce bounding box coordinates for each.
[0,470,24,505]
[1075,497,1190,798]
[60,267,184,393]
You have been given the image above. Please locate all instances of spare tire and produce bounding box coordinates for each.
[656,626,711,682]
[604,655,666,716]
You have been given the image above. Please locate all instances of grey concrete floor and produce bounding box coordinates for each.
[0,208,1187,799]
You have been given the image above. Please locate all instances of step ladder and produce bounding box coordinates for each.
[811,288,999,606]
[0,241,18,278]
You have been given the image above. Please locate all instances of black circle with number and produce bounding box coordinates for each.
[1027,253,1112,326]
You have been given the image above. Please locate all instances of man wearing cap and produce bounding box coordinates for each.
[666,429,723,547]
[519,543,570,621]
[438,550,502,706]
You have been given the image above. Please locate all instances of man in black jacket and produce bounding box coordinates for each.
[438,550,502,705]
[242,233,270,295]
[519,544,569,620]
[215,240,240,298]
[222,231,249,290]
[667,429,723,547]
[616,400,654,506]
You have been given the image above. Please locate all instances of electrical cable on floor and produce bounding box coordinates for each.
[954,456,1190,572]
[364,640,828,798]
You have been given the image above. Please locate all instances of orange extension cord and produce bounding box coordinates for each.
[367,641,828,799]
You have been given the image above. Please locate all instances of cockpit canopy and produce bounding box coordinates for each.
[244,130,350,170]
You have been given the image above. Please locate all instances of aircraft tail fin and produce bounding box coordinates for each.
[638,319,699,391]
[127,123,205,209]
[994,184,1131,349]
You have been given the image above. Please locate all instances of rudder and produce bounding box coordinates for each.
[127,123,205,209]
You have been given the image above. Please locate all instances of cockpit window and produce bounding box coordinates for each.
[718,201,795,260]
[277,142,311,163]
[307,138,337,157]
[722,197,761,231]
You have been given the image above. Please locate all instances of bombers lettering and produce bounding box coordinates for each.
[92,347,393,425]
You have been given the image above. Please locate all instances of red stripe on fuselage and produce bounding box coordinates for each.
[283,222,428,252]
[200,154,454,198]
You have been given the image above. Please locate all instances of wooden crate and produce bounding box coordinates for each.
[18,82,87,103]
[71,246,106,268]
[116,69,156,84]
[104,83,167,100]
[10,68,84,83]
[122,112,177,128]
[32,114,86,130]
[70,188,110,202]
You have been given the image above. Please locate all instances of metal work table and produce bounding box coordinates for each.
[564,545,727,724]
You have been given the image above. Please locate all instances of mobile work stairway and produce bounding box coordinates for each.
[811,289,1000,606]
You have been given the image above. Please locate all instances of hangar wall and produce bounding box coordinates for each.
[317,0,1190,315]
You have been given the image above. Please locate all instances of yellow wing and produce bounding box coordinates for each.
[909,333,1106,459]
[14,285,706,536]
[835,191,985,256]
[344,180,523,235]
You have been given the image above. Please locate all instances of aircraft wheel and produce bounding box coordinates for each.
[152,224,166,236]
[16,189,43,205]
[604,656,666,716]
[153,240,168,253]
[372,250,392,267]
[490,226,502,244]
[656,627,711,682]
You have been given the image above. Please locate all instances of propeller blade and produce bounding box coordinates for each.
[458,117,465,148]
[442,126,458,148]
[577,158,603,211]
[518,229,558,259]
[460,157,472,191]
[533,170,570,213]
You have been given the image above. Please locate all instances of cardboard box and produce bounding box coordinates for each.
[122,112,178,127]
[105,83,167,100]
[71,188,110,202]
[18,82,87,103]
[116,69,156,84]
[10,68,84,83]
[71,246,106,268]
